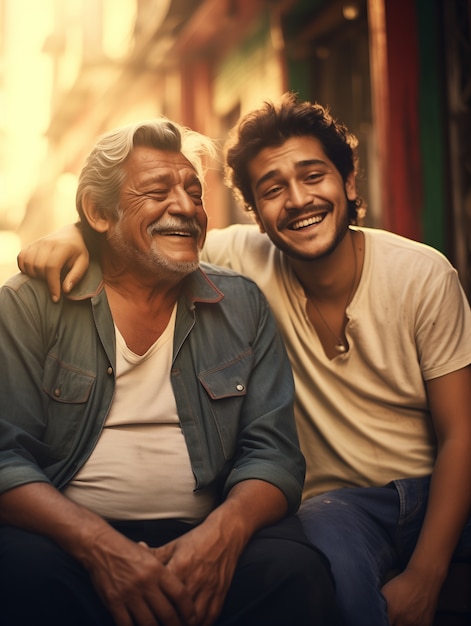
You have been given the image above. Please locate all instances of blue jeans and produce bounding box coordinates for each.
[298,476,471,626]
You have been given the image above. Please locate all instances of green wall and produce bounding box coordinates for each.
[416,0,446,252]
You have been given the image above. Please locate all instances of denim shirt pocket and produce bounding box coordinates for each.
[198,352,252,460]
[42,353,96,456]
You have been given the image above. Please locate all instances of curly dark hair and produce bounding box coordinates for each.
[224,92,365,224]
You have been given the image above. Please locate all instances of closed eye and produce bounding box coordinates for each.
[261,184,284,199]
[305,172,323,183]
[141,190,168,199]
[186,186,203,204]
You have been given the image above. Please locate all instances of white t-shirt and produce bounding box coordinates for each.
[203,224,471,499]
[65,305,217,521]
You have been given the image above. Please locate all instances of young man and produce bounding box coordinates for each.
[18,93,471,626]
[0,117,339,626]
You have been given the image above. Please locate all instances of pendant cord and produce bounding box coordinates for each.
[309,232,357,353]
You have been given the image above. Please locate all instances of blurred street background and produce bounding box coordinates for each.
[1,0,470,299]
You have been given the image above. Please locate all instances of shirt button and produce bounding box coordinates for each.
[54,388,61,397]
[107,366,113,375]
[236,384,245,392]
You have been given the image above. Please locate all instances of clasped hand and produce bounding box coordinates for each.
[87,523,239,626]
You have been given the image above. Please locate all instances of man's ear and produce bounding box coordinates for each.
[81,194,110,234]
[345,172,357,201]
[252,210,266,234]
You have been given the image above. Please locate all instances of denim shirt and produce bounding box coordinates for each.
[0,261,304,513]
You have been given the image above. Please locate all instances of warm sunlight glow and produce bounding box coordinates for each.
[103,0,136,59]
[0,231,21,284]
[2,0,54,227]
[0,0,137,283]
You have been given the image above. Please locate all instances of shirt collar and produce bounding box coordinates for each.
[65,260,224,305]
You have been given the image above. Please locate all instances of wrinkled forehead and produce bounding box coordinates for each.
[125,145,201,185]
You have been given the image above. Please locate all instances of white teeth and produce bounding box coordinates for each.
[291,215,324,230]
[150,228,191,236]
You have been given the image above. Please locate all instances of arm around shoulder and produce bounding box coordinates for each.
[17,223,89,302]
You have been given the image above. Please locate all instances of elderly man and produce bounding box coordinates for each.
[0,118,338,626]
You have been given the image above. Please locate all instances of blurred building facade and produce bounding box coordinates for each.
[0,0,470,298]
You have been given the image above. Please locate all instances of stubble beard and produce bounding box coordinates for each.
[107,227,201,280]
[276,209,350,263]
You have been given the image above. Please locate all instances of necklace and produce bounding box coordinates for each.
[309,233,358,354]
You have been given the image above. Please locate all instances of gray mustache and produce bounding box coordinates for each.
[148,219,203,238]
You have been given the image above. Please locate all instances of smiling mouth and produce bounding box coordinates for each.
[290,214,326,230]
[148,223,201,238]
[161,230,192,237]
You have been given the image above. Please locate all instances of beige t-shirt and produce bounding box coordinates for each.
[203,225,471,499]
[65,305,217,521]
